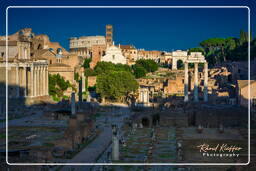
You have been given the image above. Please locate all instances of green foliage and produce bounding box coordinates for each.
[188,47,205,55]
[135,59,158,73]
[94,62,132,75]
[132,64,147,78]
[84,68,96,77]
[196,30,254,66]
[82,58,92,69]
[49,74,73,101]
[96,71,138,100]
[74,72,80,82]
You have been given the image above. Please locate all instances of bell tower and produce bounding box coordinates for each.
[106,24,113,46]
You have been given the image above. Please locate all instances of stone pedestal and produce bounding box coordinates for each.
[112,136,119,161]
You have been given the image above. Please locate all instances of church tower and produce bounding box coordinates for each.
[106,24,113,46]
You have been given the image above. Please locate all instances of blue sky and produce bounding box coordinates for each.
[1,0,255,52]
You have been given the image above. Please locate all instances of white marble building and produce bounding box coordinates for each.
[101,44,127,64]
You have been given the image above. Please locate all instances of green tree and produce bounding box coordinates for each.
[135,59,158,73]
[82,58,92,69]
[188,47,205,55]
[74,72,80,82]
[132,64,147,78]
[84,68,96,77]
[96,71,138,101]
[49,74,74,101]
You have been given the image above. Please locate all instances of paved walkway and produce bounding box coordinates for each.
[61,103,131,171]
[61,126,112,171]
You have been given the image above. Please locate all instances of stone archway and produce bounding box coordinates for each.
[177,59,184,70]
[172,57,186,70]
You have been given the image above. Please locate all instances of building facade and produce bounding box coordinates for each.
[101,44,127,65]
[0,28,49,100]
[69,36,106,58]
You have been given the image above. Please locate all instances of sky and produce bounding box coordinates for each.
[1,0,254,52]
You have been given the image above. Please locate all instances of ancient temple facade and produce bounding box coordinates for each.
[0,28,49,99]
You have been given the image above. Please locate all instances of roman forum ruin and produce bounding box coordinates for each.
[0,23,255,171]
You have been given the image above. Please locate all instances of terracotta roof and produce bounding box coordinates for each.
[119,45,135,50]
[237,80,256,89]
[34,49,55,57]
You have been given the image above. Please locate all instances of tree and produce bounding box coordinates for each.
[49,74,74,101]
[132,64,147,78]
[96,71,138,101]
[74,72,80,82]
[135,59,158,73]
[84,68,96,77]
[188,47,205,55]
[82,58,92,69]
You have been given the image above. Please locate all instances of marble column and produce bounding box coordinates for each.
[15,66,19,98]
[184,62,189,102]
[204,62,208,102]
[194,62,199,102]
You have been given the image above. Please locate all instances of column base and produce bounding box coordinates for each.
[184,96,189,102]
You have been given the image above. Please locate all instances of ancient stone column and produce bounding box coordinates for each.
[23,67,27,97]
[30,66,34,97]
[194,62,199,102]
[82,73,86,92]
[46,67,49,96]
[42,66,45,96]
[204,62,208,102]
[184,62,189,102]
[172,58,177,70]
[36,67,40,97]
[71,92,76,116]
[39,67,42,96]
[33,67,37,97]
[15,66,19,98]
[27,66,31,97]
[147,90,149,104]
